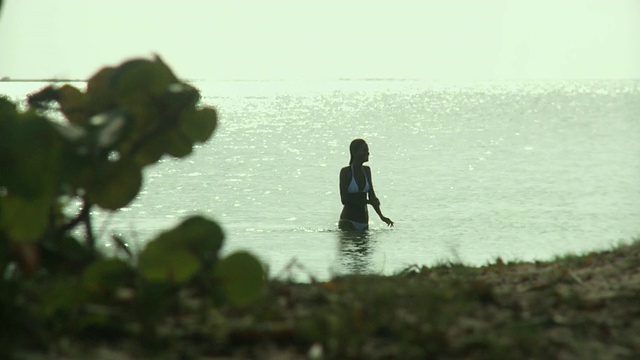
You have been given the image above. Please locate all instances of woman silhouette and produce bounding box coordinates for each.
[338,139,394,231]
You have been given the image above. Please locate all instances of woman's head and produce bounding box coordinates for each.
[349,138,369,164]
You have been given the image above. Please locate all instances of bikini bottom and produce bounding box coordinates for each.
[338,219,369,231]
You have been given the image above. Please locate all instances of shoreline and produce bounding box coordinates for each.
[14,237,640,359]
[0,78,87,83]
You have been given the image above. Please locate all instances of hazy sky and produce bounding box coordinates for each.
[1,0,639,80]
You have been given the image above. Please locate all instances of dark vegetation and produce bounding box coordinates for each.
[7,237,640,359]
[0,57,265,359]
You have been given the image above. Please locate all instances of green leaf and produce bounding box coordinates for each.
[0,113,63,198]
[214,251,265,306]
[39,278,86,319]
[159,83,201,116]
[173,216,224,256]
[138,216,224,283]
[138,240,200,284]
[165,130,193,158]
[83,259,132,295]
[87,159,142,210]
[179,107,218,143]
[131,134,169,166]
[57,85,88,125]
[26,85,59,109]
[0,95,17,116]
[110,57,178,107]
[86,66,116,113]
[0,195,50,242]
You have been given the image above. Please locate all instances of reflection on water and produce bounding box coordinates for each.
[337,229,376,274]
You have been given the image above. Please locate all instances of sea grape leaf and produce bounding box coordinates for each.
[159,83,201,116]
[0,95,16,115]
[82,258,132,295]
[137,216,224,283]
[172,216,224,257]
[39,278,86,319]
[0,113,62,198]
[86,159,142,210]
[0,100,57,242]
[26,85,59,109]
[110,57,178,108]
[57,85,88,125]
[131,134,169,166]
[213,251,265,307]
[0,195,50,242]
[138,237,200,284]
[179,107,218,143]
[165,130,193,158]
[86,66,116,113]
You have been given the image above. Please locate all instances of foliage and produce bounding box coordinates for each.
[0,57,265,354]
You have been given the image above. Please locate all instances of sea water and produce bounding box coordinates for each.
[3,79,640,280]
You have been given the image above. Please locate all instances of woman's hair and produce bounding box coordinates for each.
[349,138,367,164]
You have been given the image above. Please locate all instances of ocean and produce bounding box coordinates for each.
[3,79,640,280]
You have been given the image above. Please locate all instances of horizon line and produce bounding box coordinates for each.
[2,77,639,83]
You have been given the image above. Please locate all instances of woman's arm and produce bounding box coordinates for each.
[365,167,394,227]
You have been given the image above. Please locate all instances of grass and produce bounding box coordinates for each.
[10,239,640,359]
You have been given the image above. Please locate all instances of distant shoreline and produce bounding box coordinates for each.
[2,77,638,85]
[1,78,87,83]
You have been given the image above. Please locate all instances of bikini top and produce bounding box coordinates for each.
[347,165,370,193]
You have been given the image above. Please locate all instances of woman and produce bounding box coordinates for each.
[339,139,394,231]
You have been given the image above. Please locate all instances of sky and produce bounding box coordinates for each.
[0,0,639,80]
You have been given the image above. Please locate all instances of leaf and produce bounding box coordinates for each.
[138,216,224,283]
[86,66,116,112]
[165,130,193,158]
[179,107,218,143]
[0,95,17,115]
[27,85,58,109]
[39,278,86,318]
[86,159,142,210]
[0,195,50,242]
[173,216,224,257]
[0,113,63,198]
[131,134,169,166]
[110,58,178,107]
[82,259,132,295]
[57,85,88,125]
[159,83,201,116]
[214,251,265,306]
[138,239,200,284]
